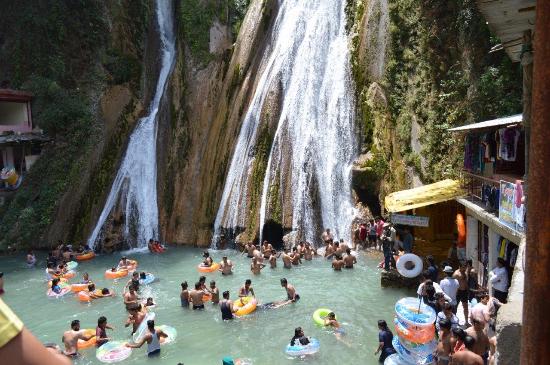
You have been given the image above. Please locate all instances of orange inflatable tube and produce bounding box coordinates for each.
[76,252,95,261]
[105,269,128,279]
[77,329,97,349]
[197,263,220,273]
[394,318,435,344]
[456,213,466,246]
[71,283,89,293]
[78,291,92,302]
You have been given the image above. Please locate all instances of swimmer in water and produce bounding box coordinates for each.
[117,256,130,270]
[144,297,156,307]
[262,241,273,259]
[219,256,234,275]
[202,251,213,267]
[180,281,190,308]
[280,278,300,302]
[95,316,114,347]
[332,255,344,271]
[124,285,140,307]
[220,291,237,320]
[282,249,292,269]
[50,278,62,294]
[250,257,266,275]
[125,303,146,334]
[208,281,220,304]
[81,272,92,284]
[290,248,302,265]
[189,282,207,310]
[269,249,280,268]
[343,248,357,268]
[243,242,255,258]
[304,243,313,261]
[199,276,207,290]
[62,320,94,357]
[26,250,37,267]
[126,272,140,292]
[125,320,167,357]
[324,312,350,346]
[239,279,255,298]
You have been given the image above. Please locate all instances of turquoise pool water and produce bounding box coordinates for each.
[1,248,411,364]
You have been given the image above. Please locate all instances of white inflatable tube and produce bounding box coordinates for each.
[396,254,423,278]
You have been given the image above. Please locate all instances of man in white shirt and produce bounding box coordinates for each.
[439,266,459,310]
[489,258,509,303]
[417,271,452,302]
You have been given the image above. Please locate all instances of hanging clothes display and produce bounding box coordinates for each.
[497,128,520,161]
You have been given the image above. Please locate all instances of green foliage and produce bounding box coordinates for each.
[103,49,142,86]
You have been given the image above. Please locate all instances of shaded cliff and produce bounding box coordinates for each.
[0,0,154,249]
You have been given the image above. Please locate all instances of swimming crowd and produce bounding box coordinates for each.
[1,221,504,365]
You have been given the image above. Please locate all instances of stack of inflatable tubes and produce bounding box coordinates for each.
[387,297,437,365]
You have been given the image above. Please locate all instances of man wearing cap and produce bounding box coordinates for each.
[440,265,459,311]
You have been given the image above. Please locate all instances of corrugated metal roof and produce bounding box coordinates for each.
[385,179,465,213]
[476,0,536,62]
[448,114,522,132]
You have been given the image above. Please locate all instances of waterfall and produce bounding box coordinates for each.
[87,0,176,250]
[213,0,357,246]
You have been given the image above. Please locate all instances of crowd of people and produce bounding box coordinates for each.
[0,225,511,365]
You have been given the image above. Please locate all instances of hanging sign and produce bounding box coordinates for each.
[390,213,429,227]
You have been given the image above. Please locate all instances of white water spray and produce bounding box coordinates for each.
[87,0,176,250]
[213,0,357,246]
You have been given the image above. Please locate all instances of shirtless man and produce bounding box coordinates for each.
[304,243,313,261]
[282,249,292,269]
[125,304,146,334]
[339,239,349,252]
[466,319,489,360]
[199,276,207,290]
[219,256,233,275]
[436,319,453,365]
[250,257,266,275]
[124,285,140,307]
[343,248,357,268]
[332,256,344,271]
[208,280,220,304]
[453,264,470,324]
[243,242,255,258]
[280,278,300,302]
[180,282,190,308]
[118,256,130,270]
[62,248,73,262]
[334,242,344,257]
[239,279,255,298]
[252,247,263,263]
[321,228,333,244]
[451,335,483,365]
[262,241,273,259]
[62,320,94,357]
[290,248,302,265]
[268,249,279,268]
[324,241,335,259]
[189,282,207,310]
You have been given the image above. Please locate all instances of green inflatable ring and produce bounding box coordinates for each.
[312,308,335,326]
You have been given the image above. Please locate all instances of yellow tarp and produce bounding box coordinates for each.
[385,179,464,213]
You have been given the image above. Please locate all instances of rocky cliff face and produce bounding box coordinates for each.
[349,0,522,214]
[158,0,278,246]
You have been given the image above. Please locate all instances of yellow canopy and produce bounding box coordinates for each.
[385,179,464,213]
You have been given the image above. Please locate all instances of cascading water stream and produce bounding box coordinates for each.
[87,0,176,250]
[213,0,357,247]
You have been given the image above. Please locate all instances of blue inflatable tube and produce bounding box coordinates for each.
[139,273,155,285]
[392,337,434,365]
[395,297,436,326]
[285,338,320,357]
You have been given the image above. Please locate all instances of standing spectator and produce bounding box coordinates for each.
[381,226,395,271]
[353,224,361,250]
[426,255,439,282]
[368,219,377,248]
[402,227,414,253]
[440,266,459,310]
[375,217,385,251]
[359,223,368,249]
[489,258,508,303]
[436,302,460,331]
